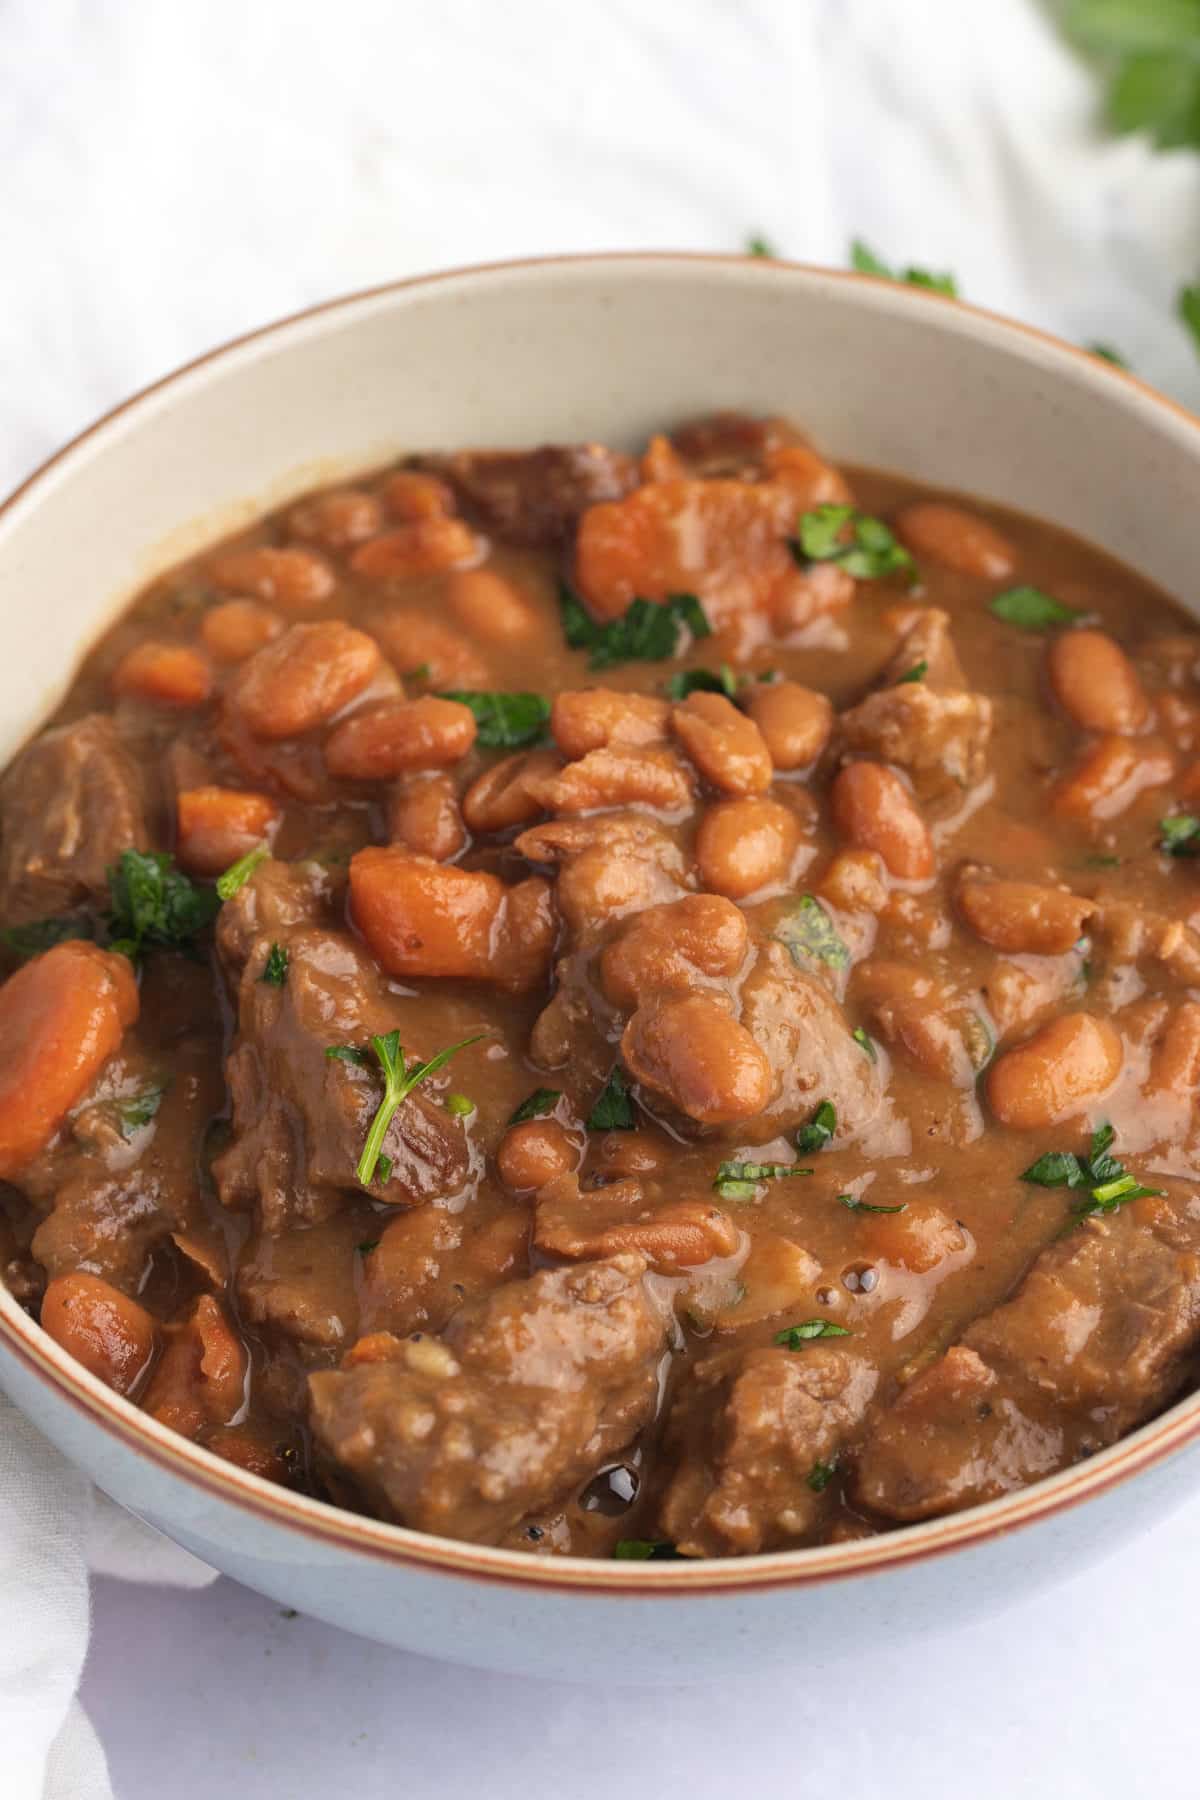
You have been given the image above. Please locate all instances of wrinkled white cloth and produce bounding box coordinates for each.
[0,0,1196,1795]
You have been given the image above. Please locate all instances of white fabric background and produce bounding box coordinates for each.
[2,0,1199,1795]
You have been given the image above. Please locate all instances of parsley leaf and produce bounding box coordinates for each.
[988,586,1081,631]
[1062,1,1200,151]
[1160,813,1200,856]
[614,1539,683,1561]
[115,1083,168,1138]
[215,845,270,901]
[746,234,776,259]
[1020,1120,1162,1224]
[897,659,927,685]
[838,1192,906,1214]
[775,895,850,970]
[509,1087,562,1125]
[775,1319,852,1348]
[714,1159,812,1201]
[325,1044,371,1066]
[356,1240,380,1256]
[261,942,288,986]
[0,914,93,962]
[587,1066,635,1132]
[333,1030,485,1185]
[795,1099,837,1154]
[1182,284,1200,355]
[664,665,738,701]
[107,849,219,959]
[1088,342,1131,368]
[559,585,711,671]
[438,690,551,749]
[808,1458,839,1493]
[793,505,913,581]
[850,239,958,296]
[852,1027,877,1062]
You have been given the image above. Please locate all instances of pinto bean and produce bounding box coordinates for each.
[113,642,212,708]
[534,1173,740,1273]
[696,797,802,899]
[1046,629,1150,736]
[600,893,749,1010]
[1149,1003,1200,1097]
[1051,735,1175,821]
[230,622,381,740]
[496,1118,577,1190]
[621,993,774,1125]
[201,600,284,663]
[830,761,934,880]
[324,696,477,780]
[956,875,1096,956]
[370,611,492,689]
[543,744,694,815]
[818,848,889,915]
[986,1012,1123,1130]
[853,960,977,1084]
[745,680,833,770]
[40,1272,158,1396]
[176,786,280,876]
[461,749,561,834]
[210,545,336,609]
[858,1203,971,1275]
[379,470,456,521]
[711,1234,820,1331]
[349,517,481,580]
[387,773,467,861]
[672,691,772,795]
[552,688,671,757]
[447,569,538,644]
[288,488,384,550]
[895,503,1016,581]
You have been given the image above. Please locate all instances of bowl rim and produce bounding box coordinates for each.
[4,248,1200,1596]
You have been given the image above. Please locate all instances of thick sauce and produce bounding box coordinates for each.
[3,413,1200,1558]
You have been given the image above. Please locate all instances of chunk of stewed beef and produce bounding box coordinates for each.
[413,444,638,547]
[0,714,147,923]
[308,1254,667,1542]
[658,1345,877,1555]
[852,1201,1200,1521]
[839,610,992,799]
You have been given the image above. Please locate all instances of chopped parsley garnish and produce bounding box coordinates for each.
[509,1087,562,1125]
[215,844,270,901]
[714,1159,812,1201]
[444,1093,475,1117]
[0,914,93,962]
[1086,852,1122,868]
[850,239,958,297]
[775,1319,852,1349]
[107,849,220,960]
[586,1066,635,1132]
[987,586,1081,631]
[1021,1121,1162,1224]
[437,690,551,749]
[356,1240,380,1256]
[746,234,776,259]
[897,659,927,684]
[560,583,711,671]
[793,505,913,581]
[775,895,850,970]
[115,1083,168,1138]
[328,1030,484,1185]
[807,1458,838,1493]
[1062,2,1200,152]
[1159,814,1200,857]
[795,1099,837,1154]
[1182,285,1200,356]
[664,664,738,701]
[614,1539,683,1561]
[838,1192,906,1214]
[961,1012,995,1072]
[261,942,288,986]
[406,662,432,686]
[852,1027,877,1062]
[1088,343,1130,368]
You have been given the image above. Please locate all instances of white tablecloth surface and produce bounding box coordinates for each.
[2,1,1199,1794]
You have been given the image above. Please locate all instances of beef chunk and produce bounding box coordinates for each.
[414,444,637,547]
[668,413,793,477]
[308,1254,666,1542]
[214,906,476,1233]
[215,855,334,972]
[659,1346,877,1554]
[237,1218,361,1356]
[0,714,147,923]
[853,1203,1200,1521]
[839,611,992,799]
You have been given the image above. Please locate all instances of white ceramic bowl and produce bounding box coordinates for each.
[3,255,1200,1681]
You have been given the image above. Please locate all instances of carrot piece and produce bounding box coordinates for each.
[142,1294,247,1437]
[205,1427,289,1482]
[0,943,139,1178]
[41,1271,158,1396]
[349,517,481,581]
[176,786,280,876]
[349,846,553,992]
[192,1294,248,1421]
[112,642,212,708]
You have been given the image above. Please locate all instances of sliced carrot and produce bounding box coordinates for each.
[113,642,213,708]
[209,545,336,610]
[41,1272,158,1396]
[176,786,280,876]
[200,599,284,663]
[0,943,139,1178]
[192,1294,248,1420]
[142,1294,247,1437]
[350,846,553,991]
[349,517,481,581]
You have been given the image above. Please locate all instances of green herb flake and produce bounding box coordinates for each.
[807,1458,838,1493]
[1086,853,1122,868]
[115,1083,168,1138]
[988,586,1081,632]
[1182,285,1200,355]
[1021,1121,1162,1225]
[437,690,551,749]
[107,849,220,960]
[325,1044,371,1066]
[897,659,928,685]
[0,915,93,963]
[350,1029,484,1186]
[444,1093,475,1117]
[838,1192,906,1214]
[714,1159,812,1200]
[560,585,711,671]
[746,234,776,259]
[795,1100,837,1154]
[356,1240,380,1256]
[664,664,739,701]
[215,844,270,902]
[509,1087,563,1125]
[613,1539,682,1561]
[850,239,958,296]
[775,1319,852,1349]
[1160,814,1200,857]
[1088,342,1130,368]
[776,895,850,970]
[1062,4,1200,152]
[793,505,913,582]
[587,1066,635,1132]
[852,1027,877,1062]
[261,942,288,986]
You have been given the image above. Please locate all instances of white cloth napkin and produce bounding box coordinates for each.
[1,1,1197,1795]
